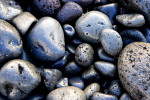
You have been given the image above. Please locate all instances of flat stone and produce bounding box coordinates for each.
[118,42,150,100]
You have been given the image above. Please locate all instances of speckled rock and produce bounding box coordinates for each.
[0,59,41,100]
[94,61,116,77]
[33,0,61,16]
[75,11,112,43]
[92,92,118,100]
[0,0,22,21]
[46,86,86,100]
[27,17,65,62]
[118,42,150,100]
[120,0,150,25]
[84,83,100,100]
[57,2,83,23]
[116,14,145,27]
[100,29,123,56]
[12,12,37,35]
[0,20,23,63]
[61,0,94,7]
[75,43,94,67]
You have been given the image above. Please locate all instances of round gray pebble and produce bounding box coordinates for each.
[118,42,150,100]
[12,12,37,35]
[75,11,112,43]
[116,14,145,27]
[0,59,41,100]
[75,43,94,67]
[92,92,118,100]
[46,86,86,100]
[94,61,116,77]
[84,83,100,100]
[57,2,83,23]
[100,29,123,56]
[27,17,65,62]
[0,0,22,21]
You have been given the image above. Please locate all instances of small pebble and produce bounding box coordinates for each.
[12,12,37,35]
[75,43,94,67]
[75,11,112,43]
[57,2,83,23]
[69,77,84,89]
[46,86,86,100]
[120,93,132,100]
[94,61,116,77]
[66,44,76,55]
[55,77,68,88]
[41,69,63,91]
[84,83,100,100]
[63,24,75,38]
[116,14,145,27]
[100,29,123,56]
[92,92,118,100]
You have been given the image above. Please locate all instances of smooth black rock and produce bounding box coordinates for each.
[143,28,150,43]
[72,37,83,45]
[108,80,122,97]
[120,29,147,46]
[61,0,94,7]
[94,3,119,24]
[81,65,101,82]
[55,77,68,88]
[33,0,61,16]
[63,24,75,38]
[94,0,109,5]
[25,94,45,100]
[64,61,81,76]
[69,77,84,89]
[97,48,116,63]
[0,59,41,100]
[57,2,83,23]
[0,20,23,64]
[66,44,76,55]
[41,69,63,91]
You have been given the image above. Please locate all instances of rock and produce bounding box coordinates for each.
[12,12,37,35]
[72,37,83,45]
[66,44,76,55]
[97,48,116,63]
[84,83,100,100]
[56,78,68,88]
[41,69,63,90]
[0,59,41,100]
[69,77,84,89]
[75,11,112,43]
[0,20,23,63]
[116,14,145,27]
[46,86,86,100]
[61,0,94,7]
[142,28,150,43]
[120,29,147,46]
[120,0,150,25]
[118,42,150,100]
[100,29,123,56]
[64,61,81,76]
[94,61,116,77]
[92,92,118,100]
[0,0,22,21]
[27,17,65,62]
[63,24,75,38]
[94,0,109,5]
[25,94,45,100]
[51,51,71,69]
[120,93,132,100]
[33,0,61,16]
[108,80,122,97]
[75,43,94,67]
[57,2,83,23]
[82,65,101,82]
[94,3,119,24]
